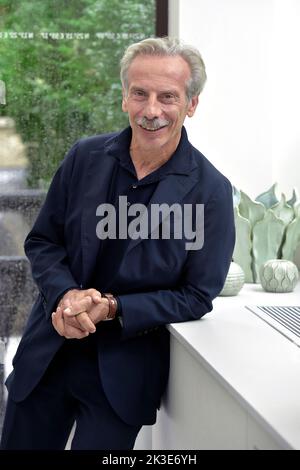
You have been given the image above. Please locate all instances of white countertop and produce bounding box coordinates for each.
[168,282,300,449]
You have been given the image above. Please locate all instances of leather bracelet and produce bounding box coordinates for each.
[102,293,118,320]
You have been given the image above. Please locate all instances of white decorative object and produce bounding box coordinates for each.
[219,262,245,296]
[259,259,299,293]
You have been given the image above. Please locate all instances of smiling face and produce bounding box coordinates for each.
[122,54,198,158]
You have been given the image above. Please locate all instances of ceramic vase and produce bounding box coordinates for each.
[259,259,299,293]
[219,262,245,296]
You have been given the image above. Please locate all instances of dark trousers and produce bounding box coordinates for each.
[0,336,141,450]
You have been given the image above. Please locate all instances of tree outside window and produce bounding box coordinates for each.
[0,0,155,187]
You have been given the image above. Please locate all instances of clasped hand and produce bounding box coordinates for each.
[51,289,109,339]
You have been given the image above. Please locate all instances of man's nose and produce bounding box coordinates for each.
[143,96,161,119]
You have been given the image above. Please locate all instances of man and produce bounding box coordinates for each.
[1,37,235,450]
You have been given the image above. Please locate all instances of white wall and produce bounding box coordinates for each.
[271,0,300,197]
[169,0,300,200]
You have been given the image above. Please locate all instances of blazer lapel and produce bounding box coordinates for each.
[81,148,118,285]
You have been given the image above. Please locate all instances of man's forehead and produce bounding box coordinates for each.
[129,53,189,69]
[127,54,191,83]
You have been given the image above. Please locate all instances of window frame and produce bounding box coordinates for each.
[156,0,169,37]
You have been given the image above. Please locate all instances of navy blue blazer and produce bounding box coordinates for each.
[6,127,235,426]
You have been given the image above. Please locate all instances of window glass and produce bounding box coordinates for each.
[0,0,155,187]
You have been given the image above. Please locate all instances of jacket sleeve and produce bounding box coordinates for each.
[24,143,80,319]
[118,180,235,340]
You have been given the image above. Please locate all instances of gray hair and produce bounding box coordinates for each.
[120,37,207,100]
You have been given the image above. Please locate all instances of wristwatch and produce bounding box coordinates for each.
[102,293,118,320]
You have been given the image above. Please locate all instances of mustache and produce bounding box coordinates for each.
[135,117,170,130]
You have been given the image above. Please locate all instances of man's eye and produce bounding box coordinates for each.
[162,94,175,102]
[133,90,145,97]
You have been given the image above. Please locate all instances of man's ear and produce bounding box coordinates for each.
[187,95,199,117]
[122,88,128,113]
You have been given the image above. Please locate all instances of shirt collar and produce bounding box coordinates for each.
[105,125,197,176]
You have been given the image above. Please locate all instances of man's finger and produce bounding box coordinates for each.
[72,312,96,334]
[52,308,65,336]
[63,296,92,317]
[53,308,89,339]
[64,324,89,340]
[91,293,102,303]
[86,288,102,300]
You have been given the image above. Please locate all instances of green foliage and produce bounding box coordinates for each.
[0,0,155,186]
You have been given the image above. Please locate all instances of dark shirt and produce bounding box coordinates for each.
[91,127,177,294]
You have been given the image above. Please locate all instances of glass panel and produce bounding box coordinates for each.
[0,0,155,187]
